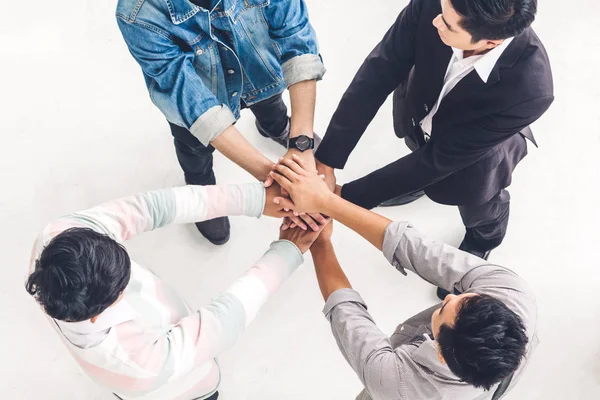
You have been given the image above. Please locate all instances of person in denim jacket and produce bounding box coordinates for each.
[117,0,325,244]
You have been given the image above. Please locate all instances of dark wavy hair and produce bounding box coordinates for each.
[450,0,537,42]
[26,227,131,322]
[437,294,528,390]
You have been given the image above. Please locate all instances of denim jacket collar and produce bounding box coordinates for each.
[165,0,202,24]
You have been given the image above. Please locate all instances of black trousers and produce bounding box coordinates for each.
[404,134,510,252]
[169,94,289,186]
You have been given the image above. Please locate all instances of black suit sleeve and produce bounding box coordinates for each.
[341,95,554,209]
[315,0,424,169]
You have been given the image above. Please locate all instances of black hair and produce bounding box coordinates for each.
[450,0,537,42]
[26,227,131,322]
[437,294,528,390]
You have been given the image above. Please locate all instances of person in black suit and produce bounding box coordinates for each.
[312,0,553,297]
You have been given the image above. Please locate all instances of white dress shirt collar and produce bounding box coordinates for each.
[451,37,514,83]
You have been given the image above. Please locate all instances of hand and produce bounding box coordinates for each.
[278,150,326,231]
[285,148,316,173]
[265,181,327,230]
[270,154,334,214]
[264,182,294,218]
[265,184,322,231]
[316,160,336,193]
[313,219,333,245]
[279,218,331,253]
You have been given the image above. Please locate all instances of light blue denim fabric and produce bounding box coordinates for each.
[117,0,325,145]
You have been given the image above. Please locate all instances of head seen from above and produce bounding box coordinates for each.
[433,0,537,53]
[431,292,529,390]
[26,228,131,323]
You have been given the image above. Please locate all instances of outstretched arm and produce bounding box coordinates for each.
[117,17,274,182]
[310,231,408,399]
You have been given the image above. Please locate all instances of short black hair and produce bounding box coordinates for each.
[26,227,131,322]
[437,294,528,390]
[450,0,537,42]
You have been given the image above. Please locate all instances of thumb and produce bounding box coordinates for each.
[263,175,274,187]
[274,197,296,211]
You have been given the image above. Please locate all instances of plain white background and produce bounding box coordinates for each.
[1,0,599,398]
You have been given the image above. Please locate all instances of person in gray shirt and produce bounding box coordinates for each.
[270,155,537,400]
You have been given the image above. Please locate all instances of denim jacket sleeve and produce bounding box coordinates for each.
[262,0,326,87]
[117,18,236,146]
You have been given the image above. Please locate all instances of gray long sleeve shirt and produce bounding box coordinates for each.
[323,221,538,400]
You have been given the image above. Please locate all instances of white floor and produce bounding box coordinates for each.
[1,0,599,399]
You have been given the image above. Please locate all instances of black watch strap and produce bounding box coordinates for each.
[288,135,315,151]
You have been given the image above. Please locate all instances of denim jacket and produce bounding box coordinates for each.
[117,0,325,146]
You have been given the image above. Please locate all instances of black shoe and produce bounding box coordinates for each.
[195,217,230,245]
[436,287,451,301]
[256,119,289,148]
[459,239,492,260]
[379,190,426,207]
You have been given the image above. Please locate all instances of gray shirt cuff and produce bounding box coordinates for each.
[382,221,411,276]
[322,288,367,317]
[282,54,326,88]
[190,105,237,146]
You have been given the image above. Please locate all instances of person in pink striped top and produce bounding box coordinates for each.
[26,183,328,400]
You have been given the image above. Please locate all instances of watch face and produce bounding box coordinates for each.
[295,136,310,151]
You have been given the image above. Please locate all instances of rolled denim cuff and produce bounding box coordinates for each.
[190,105,237,146]
[282,54,326,88]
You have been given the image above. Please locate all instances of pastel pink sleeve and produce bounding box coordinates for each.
[29,183,265,271]
[123,241,303,382]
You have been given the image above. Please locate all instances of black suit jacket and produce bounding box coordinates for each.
[315,0,554,208]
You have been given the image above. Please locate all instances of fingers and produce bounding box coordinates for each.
[270,171,293,192]
[289,214,308,230]
[309,212,327,225]
[299,214,323,232]
[279,156,306,176]
[319,217,332,228]
[274,164,299,182]
[263,172,274,188]
[281,216,292,231]
[273,197,295,211]
[291,154,310,170]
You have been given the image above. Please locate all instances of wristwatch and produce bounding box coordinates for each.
[288,134,315,152]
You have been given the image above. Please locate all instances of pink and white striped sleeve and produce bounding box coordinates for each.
[34,183,265,247]
[135,239,304,383]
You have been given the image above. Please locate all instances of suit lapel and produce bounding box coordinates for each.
[431,30,531,127]
[442,70,486,107]
[429,40,454,101]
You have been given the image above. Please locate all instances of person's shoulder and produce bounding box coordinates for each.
[116,0,166,22]
[503,28,554,98]
[409,0,442,17]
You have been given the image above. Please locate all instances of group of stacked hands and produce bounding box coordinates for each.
[25,0,554,399]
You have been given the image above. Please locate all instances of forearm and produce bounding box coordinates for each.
[173,241,303,362]
[289,79,316,138]
[310,241,351,301]
[211,125,274,181]
[321,195,391,251]
[41,184,265,247]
